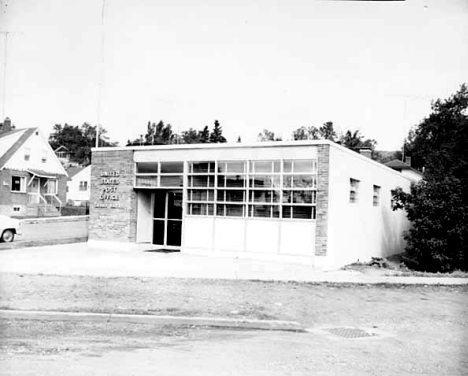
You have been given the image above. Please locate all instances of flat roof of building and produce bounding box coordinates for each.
[92,140,415,182]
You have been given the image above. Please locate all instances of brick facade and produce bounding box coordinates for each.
[89,149,137,242]
[0,169,67,217]
[0,170,30,215]
[314,144,329,256]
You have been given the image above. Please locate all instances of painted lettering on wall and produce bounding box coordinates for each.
[94,170,123,209]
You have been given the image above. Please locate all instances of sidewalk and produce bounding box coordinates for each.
[0,242,467,285]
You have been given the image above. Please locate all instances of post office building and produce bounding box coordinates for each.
[88,141,412,269]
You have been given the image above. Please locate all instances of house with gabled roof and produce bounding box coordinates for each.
[384,159,423,183]
[66,165,91,206]
[0,118,68,217]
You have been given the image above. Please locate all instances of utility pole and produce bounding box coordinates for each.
[0,30,22,121]
[0,31,9,121]
[96,0,106,148]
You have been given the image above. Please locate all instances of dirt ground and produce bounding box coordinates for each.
[0,273,467,327]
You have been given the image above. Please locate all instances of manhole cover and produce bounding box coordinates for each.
[325,328,376,339]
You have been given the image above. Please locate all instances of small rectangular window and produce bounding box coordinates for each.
[11,176,26,192]
[373,185,381,206]
[79,181,88,191]
[13,206,21,212]
[41,150,47,163]
[24,148,30,161]
[349,178,360,203]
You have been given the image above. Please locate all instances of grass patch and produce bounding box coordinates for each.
[343,254,468,278]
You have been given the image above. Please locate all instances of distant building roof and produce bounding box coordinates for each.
[385,159,413,169]
[66,166,85,179]
[385,159,423,176]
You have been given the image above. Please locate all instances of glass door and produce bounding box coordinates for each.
[153,190,183,247]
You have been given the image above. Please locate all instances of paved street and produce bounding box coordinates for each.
[0,218,88,249]
[1,314,466,376]
[0,271,467,375]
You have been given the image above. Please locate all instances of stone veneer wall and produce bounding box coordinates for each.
[89,149,137,242]
[314,144,329,256]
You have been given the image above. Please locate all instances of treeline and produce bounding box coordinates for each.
[126,120,227,146]
[258,122,399,163]
[49,123,117,166]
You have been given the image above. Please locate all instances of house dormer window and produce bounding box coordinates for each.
[24,148,30,161]
[79,181,88,191]
[42,150,47,163]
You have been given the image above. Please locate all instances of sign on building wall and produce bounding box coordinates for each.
[94,170,123,209]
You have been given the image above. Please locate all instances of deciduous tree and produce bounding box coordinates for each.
[392,84,468,272]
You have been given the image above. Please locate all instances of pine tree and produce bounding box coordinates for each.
[209,120,227,143]
[199,126,210,143]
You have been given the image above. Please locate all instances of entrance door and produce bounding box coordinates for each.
[30,178,40,203]
[153,190,183,247]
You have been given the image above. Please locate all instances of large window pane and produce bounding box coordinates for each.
[292,191,315,204]
[218,175,245,188]
[250,175,280,188]
[283,206,314,219]
[216,204,244,217]
[293,206,314,219]
[189,203,213,216]
[190,189,214,201]
[160,175,183,187]
[136,176,158,187]
[249,204,271,218]
[293,175,315,188]
[282,191,292,204]
[250,190,269,203]
[137,162,158,174]
[190,176,214,187]
[293,160,314,172]
[252,161,272,173]
[226,204,244,217]
[160,162,183,173]
[217,190,245,202]
[283,160,293,173]
[190,162,215,173]
[218,161,245,174]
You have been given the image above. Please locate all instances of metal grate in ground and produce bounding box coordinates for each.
[325,327,377,339]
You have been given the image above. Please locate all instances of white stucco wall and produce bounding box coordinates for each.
[326,145,412,269]
[134,143,318,162]
[182,216,315,263]
[66,166,91,203]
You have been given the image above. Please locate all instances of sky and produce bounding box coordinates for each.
[0,0,467,150]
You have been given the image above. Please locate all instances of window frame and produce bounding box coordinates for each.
[373,185,381,207]
[11,176,26,193]
[79,181,88,191]
[349,178,360,204]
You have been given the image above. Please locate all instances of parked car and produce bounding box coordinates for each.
[0,215,22,243]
